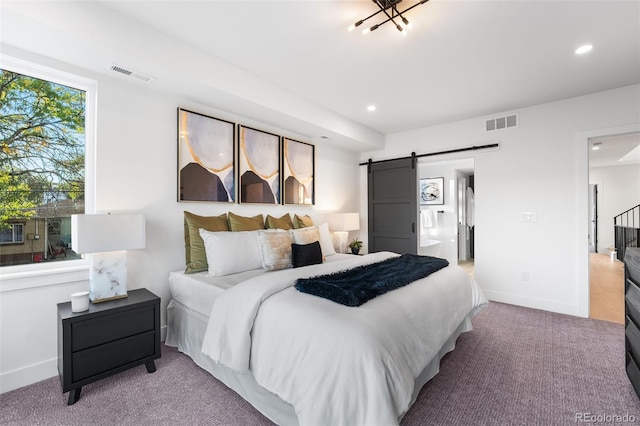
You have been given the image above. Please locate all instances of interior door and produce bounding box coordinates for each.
[367,157,417,254]
[588,184,598,253]
[457,173,468,261]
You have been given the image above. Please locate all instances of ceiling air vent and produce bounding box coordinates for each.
[110,64,155,82]
[485,113,518,132]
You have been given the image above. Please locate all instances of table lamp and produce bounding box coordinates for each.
[71,213,146,303]
[327,212,360,254]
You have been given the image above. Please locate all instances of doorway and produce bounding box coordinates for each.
[417,158,474,271]
[587,131,640,323]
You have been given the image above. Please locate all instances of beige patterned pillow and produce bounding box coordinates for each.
[257,230,293,271]
[290,226,320,245]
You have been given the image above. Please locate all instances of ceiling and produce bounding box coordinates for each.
[101,0,640,134]
[2,1,639,152]
[589,132,640,168]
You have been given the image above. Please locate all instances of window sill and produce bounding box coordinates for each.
[0,259,90,293]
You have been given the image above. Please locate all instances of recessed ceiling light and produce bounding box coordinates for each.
[367,105,376,112]
[575,44,593,55]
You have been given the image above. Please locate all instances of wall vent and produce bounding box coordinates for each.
[485,113,518,132]
[110,64,155,82]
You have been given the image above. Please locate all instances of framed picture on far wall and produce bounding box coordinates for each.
[238,125,281,204]
[177,108,235,202]
[283,138,314,205]
[420,177,444,205]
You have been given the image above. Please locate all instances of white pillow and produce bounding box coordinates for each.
[199,229,262,276]
[257,230,293,271]
[318,222,336,256]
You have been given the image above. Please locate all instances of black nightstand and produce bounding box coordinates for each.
[57,288,161,405]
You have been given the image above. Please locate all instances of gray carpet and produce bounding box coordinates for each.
[1,302,639,425]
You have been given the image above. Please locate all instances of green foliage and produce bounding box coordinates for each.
[0,69,85,229]
[0,171,36,229]
[348,238,363,250]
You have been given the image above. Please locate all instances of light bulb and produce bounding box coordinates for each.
[575,44,593,55]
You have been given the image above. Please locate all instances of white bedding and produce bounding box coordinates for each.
[201,251,487,426]
[169,254,354,317]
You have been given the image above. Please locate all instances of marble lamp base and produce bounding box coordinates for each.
[333,231,349,254]
[89,251,128,303]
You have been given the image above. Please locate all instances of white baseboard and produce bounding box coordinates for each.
[483,290,583,318]
[0,358,58,394]
[1,325,169,394]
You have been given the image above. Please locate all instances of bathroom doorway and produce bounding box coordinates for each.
[418,157,474,274]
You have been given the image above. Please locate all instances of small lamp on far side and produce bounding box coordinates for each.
[327,212,360,254]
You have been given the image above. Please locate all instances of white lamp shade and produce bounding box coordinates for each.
[327,213,360,232]
[71,214,146,254]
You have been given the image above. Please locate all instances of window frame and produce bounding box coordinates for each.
[0,222,25,245]
[0,54,96,290]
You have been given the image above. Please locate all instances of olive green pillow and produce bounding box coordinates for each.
[228,212,265,231]
[294,214,314,228]
[184,211,229,274]
[266,214,294,230]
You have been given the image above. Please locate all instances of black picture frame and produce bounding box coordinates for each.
[238,125,281,204]
[282,138,315,205]
[177,108,235,202]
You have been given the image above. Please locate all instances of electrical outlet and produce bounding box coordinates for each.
[520,212,537,222]
[521,271,530,281]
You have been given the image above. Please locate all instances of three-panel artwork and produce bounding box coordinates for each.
[177,108,314,205]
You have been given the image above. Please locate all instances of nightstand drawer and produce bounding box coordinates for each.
[72,305,155,351]
[72,330,155,382]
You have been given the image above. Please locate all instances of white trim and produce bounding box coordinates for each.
[0,260,89,293]
[0,54,96,289]
[575,123,640,318]
[0,357,58,394]
[483,289,580,317]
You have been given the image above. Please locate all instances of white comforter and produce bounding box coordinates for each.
[202,251,486,426]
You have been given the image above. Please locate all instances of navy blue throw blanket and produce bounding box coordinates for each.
[294,254,449,307]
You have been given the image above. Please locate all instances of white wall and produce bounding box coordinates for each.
[0,48,361,393]
[589,164,640,254]
[361,84,640,317]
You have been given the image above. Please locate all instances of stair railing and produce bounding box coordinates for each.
[615,204,640,261]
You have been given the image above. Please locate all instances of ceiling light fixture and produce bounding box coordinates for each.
[348,0,429,35]
[367,105,377,112]
[592,142,602,150]
[575,44,593,55]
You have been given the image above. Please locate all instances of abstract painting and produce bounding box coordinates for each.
[177,108,235,202]
[283,138,314,205]
[420,177,444,205]
[238,125,280,204]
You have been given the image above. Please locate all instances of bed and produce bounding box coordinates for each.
[165,245,486,426]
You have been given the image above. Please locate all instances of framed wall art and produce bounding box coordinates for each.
[282,138,314,205]
[420,177,444,205]
[238,125,281,204]
[177,108,235,202]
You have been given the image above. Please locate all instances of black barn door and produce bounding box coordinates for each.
[367,157,417,254]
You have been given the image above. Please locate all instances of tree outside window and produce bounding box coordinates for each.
[0,69,85,266]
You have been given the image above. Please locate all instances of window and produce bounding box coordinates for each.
[0,223,24,244]
[0,58,93,268]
